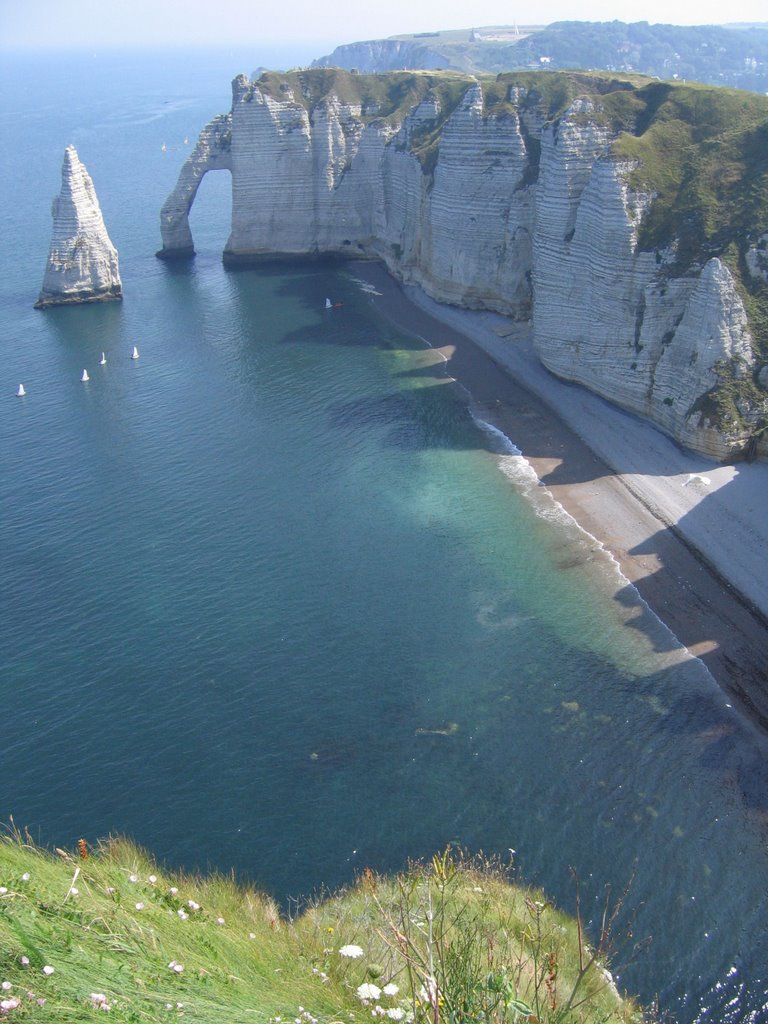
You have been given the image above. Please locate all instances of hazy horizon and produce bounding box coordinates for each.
[2,0,767,52]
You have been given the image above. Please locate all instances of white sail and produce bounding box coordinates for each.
[81,369,90,382]
[100,352,107,365]
[325,298,332,309]
[131,346,139,360]
[16,384,25,397]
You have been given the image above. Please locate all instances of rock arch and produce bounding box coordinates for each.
[156,113,233,258]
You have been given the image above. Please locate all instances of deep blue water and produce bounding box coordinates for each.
[2,49,768,1022]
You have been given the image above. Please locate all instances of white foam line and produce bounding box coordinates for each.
[470,411,720,687]
[471,414,522,456]
[358,268,735,704]
[348,275,383,296]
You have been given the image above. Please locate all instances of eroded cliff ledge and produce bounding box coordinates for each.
[158,69,768,459]
[36,146,122,309]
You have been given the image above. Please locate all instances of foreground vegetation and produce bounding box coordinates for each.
[0,830,645,1023]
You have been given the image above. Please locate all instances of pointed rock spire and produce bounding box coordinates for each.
[35,145,123,309]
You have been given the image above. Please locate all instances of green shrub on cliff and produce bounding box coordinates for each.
[256,67,471,129]
[611,82,768,275]
[0,829,644,1023]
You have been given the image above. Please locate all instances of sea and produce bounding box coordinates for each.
[1,47,768,1023]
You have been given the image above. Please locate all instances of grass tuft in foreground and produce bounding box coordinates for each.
[0,827,647,1022]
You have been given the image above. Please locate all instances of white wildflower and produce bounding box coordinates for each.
[69,886,79,896]
[1,983,10,990]
[36,998,46,1006]
[356,983,381,1001]
[382,983,399,997]
[386,1010,404,1020]
[0,997,21,1012]
[177,909,188,920]
[19,957,29,968]
[249,932,256,940]
[135,902,145,911]
[418,978,438,1005]
[148,875,157,884]
[168,961,184,974]
[187,900,200,911]
[216,917,225,925]
[339,944,364,958]
[129,874,138,883]
[0,887,8,895]
[106,887,116,895]
[42,966,55,976]
[90,993,108,1005]
[21,873,30,882]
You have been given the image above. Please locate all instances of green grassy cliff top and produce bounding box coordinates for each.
[0,830,643,1023]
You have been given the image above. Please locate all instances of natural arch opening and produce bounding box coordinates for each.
[156,112,233,260]
[188,167,232,257]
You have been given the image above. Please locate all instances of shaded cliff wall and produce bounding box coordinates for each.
[158,71,768,459]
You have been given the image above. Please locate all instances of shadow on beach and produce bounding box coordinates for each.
[342,260,768,731]
[181,255,768,730]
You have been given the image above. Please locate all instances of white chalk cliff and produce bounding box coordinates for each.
[158,72,768,459]
[36,146,122,309]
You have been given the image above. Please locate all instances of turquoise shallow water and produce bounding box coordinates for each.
[2,50,768,1022]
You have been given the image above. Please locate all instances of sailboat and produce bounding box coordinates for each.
[16,384,25,397]
[100,352,107,365]
[131,346,139,360]
[81,369,90,382]
[325,298,332,309]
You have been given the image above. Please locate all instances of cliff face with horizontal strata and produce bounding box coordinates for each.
[36,146,122,309]
[158,70,768,460]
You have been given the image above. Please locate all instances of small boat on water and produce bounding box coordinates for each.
[325,298,332,309]
[81,369,90,382]
[16,384,25,397]
[131,346,139,360]
[100,352,107,365]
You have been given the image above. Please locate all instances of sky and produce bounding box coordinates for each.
[2,0,767,52]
